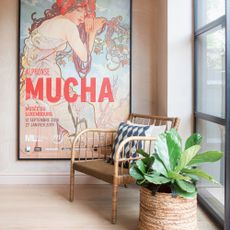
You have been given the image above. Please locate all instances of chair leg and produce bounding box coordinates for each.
[69,166,75,202]
[111,183,119,224]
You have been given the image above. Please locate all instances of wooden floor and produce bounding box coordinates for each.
[0,185,220,230]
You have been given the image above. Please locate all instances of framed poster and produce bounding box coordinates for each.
[18,0,131,159]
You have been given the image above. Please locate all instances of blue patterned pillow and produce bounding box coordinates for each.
[110,122,152,162]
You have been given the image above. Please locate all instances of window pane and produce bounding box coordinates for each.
[196,26,225,118]
[197,119,224,218]
[195,0,225,29]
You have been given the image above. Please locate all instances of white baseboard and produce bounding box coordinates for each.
[0,173,107,185]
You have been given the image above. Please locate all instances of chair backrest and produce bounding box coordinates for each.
[128,113,180,131]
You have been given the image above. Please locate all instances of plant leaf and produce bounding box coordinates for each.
[174,184,197,199]
[167,171,191,182]
[176,145,201,172]
[176,180,196,193]
[155,133,171,171]
[182,168,218,183]
[183,173,200,182]
[137,149,149,158]
[166,129,182,170]
[151,158,168,177]
[129,166,144,180]
[136,159,146,174]
[188,151,223,166]
[185,133,202,150]
[144,173,171,185]
[142,156,155,170]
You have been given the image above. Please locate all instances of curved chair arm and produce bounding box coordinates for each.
[113,136,156,176]
[71,128,117,163]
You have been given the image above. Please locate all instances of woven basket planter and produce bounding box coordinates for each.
[139,187,197,230]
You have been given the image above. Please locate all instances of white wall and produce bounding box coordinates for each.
[167,0,194,140]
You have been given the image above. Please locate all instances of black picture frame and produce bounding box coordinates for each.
[17,0,132,160]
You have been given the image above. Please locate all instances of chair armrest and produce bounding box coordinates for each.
[113,136,156,176]
[71,128,117,163]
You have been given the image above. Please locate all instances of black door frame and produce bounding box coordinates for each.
[194,0,229,228]
[225,0,230,229]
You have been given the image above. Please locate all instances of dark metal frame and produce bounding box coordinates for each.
[194,0,228,228]
[195,112,225,125]
[198,194,224,227]
[225,0,230,229]
[195,15,225,36]
[17,0,133,160]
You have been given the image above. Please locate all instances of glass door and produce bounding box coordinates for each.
[194,0,226,227]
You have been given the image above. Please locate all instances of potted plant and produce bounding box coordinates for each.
[129,129,223,230]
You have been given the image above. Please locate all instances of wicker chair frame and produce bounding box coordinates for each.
[69,113,180,224]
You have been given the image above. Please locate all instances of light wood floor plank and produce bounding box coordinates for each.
[0,185,220,229]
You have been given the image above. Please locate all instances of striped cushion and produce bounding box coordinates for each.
[110,122,152,162]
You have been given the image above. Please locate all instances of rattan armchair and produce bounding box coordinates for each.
[69,114,180,224]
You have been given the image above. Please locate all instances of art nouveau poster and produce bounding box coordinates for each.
[19,0,131,159]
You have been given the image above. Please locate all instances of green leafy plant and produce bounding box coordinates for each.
[129,129,223,198]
